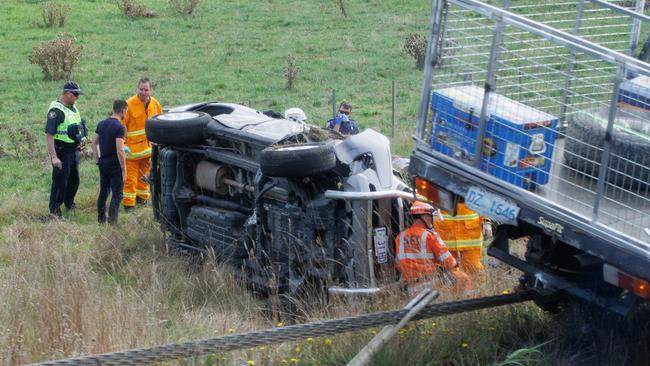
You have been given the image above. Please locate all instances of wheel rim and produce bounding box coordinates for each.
[275,145,319,152]
[157,112,201,121]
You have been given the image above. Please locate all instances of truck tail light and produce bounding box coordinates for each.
[414,176,457,214]
[603,264,650,299]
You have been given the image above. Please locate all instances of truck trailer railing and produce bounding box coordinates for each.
[413,0,650,279]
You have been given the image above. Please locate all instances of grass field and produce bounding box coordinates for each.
[0,0,431,157]
[1,0,648,365]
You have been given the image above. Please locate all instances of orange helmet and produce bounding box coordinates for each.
[409,201,434,215]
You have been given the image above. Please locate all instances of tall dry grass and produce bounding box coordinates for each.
[1,203,644,365]
[0,213,263,365]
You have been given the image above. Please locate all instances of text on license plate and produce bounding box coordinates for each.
[465,187,520,224]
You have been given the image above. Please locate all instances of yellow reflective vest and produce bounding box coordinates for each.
[49,101,81,144]
[433,203,483,250]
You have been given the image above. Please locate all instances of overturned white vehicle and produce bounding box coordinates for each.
[145,103,412,304]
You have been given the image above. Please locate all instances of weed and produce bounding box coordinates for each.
[115,0,155,18]
[28,33,82,80]
[402,32,427,70]
[335,0,347,18]
[40,2,71,28]
[169,0,200,17]
[285,55,298,90]
[493,342,548,366]
[0,124,40,159]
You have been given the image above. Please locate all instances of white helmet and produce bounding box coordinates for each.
[284,107,307,122]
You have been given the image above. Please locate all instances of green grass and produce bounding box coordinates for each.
[0,0,430,158]
[1,0,648,365]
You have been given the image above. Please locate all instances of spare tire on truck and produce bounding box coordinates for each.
[564,106,650,190]
[146,111,213,146]
[260,141,337,178]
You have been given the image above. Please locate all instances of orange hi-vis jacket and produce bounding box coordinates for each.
[434,203,483,251]
[122,95,162,160]
[395,221,457,283]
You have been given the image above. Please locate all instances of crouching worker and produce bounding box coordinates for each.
[395,201,472,296]
[92,100,127,224]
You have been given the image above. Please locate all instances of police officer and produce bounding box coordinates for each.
[44,81,87,217]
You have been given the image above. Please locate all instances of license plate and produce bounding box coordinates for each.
[373,227,388,264]
[465,186,520,224]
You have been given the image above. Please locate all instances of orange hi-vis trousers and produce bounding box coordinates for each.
[123,158,150,207]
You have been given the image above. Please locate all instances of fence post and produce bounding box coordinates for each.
[592,62,624,223]
[475,15,505,169]
[332,89,337,119]
[391,80,396,138]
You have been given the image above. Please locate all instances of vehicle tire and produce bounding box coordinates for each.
[564,106,650,190]
[260,141,337,178]
[146,111,213,145]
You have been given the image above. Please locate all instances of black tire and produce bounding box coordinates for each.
[146,111,212,145]
[260,141,337,177]
[564,106,650,190]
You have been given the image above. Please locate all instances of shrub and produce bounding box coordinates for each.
[169,0,200,17]
[285,55,298,90]
[402,33,427,70]
[116,0,155,18]
[28,33,82,80]
[40,2,71,27]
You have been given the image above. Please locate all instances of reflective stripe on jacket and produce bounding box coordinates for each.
[49,101,81,144]
[395,221,456,283]
[434,203,483,250]
[122,95,162,160]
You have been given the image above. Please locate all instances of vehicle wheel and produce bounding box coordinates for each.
[146,111,213,145]
[564,106,650,190]
[260,141,337,178]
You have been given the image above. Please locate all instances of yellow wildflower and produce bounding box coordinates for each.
[294,346,301,353]
[291,358,298,363]
[324,338,332,345]
[501,290,509,294]
[462,342,469,348]
[276,322,284,327]
[247,360,255,365]
[307,337,313,342]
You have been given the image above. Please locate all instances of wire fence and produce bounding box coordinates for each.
[29,292,534,366]
[239,84,402,138]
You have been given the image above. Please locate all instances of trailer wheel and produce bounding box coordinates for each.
[563,106,650,190]
[146,111,212,145]
[260,141,337,177]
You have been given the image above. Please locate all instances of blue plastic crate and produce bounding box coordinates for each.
[430,85,558,189]
[619,76,650,111]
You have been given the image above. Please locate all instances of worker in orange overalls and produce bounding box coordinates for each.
[434,202,485,282]
[395,201,472,295]
[121,77,162,211]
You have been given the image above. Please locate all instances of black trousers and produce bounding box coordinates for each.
[49,147,79,216]
[97,162,123,224]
